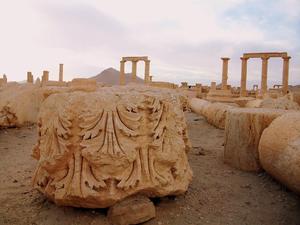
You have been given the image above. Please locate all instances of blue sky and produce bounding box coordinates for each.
[0,0,299,88]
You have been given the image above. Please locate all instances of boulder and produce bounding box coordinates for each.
[32,86,193,208]
[224,108,291,172]
[259,112,300,193]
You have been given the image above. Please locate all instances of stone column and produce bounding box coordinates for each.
[27,72,33,83]
[42,71,49,83]
[195,83,202,98]
[221,57,230,90]
[119,60,126,85]
[240,57,249,97]
[181,82,188,88]
[3,74,7,84]
[261,56,269,96]
[211,81,216,91]
[0,74,7,85]
[144,60,150,83]
[282,56,291,95]
[59,64,64,82]
[131,61,138,82]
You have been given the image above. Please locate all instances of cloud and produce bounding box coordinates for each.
[0,0,299,86]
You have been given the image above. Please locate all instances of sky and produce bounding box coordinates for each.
[0,0,299,88]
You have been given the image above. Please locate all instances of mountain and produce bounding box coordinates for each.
[90,67,144,85]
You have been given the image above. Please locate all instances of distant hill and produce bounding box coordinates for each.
[90,67,144,85]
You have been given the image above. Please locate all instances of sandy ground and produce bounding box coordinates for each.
[0,112,300,225]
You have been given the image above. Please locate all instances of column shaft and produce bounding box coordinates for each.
[261,57,269,95]
[221,58,230,90]
[120,61,126,85]
[131,61,137,82]
[27,72,33,83]
[282,56,291,95]
[144,60,150,83]
[59,64,64,82]
[42,71,49,83]
[211,82,216,90]
[240,57,248,97]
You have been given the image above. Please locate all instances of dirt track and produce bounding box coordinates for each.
[0,112,299,225]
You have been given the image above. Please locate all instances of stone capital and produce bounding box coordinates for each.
[261,56,270,61]
[240,57,249,61]
[282,56,291,61]
[221,57,230,61]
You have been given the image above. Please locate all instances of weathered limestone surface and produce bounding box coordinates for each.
[259,112,300,193]
[32,86,193,208]
[0,79,100,128]
[0,84,43,127]
[149,81,177,89]
[67,78,97,92]
[246,97,300,110]
[189,98,237,129]
[224,108,291,172]
[189,98,210,116]
[289,92,300,107]
[107,195,155,225]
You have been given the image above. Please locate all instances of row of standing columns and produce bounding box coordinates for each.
[240,56,291,97]
[120,59,151,85]
[26,64,64,83]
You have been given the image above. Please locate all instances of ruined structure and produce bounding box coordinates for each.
[206,58,235,102]
[32,86,193,208]
[120,56,150,85]
[41,70,49,84]
[240,52,291,97]
[27,72,34,83]
[0,74,7,86]
[59,64,64,82]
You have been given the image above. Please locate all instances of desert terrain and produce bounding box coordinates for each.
[1,112,299,225]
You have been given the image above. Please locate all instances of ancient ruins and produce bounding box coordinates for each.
[0,52,300,225]
[119,56,151,85]
[240,52,291,97]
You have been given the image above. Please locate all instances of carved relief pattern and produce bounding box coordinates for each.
[32,90,192,208]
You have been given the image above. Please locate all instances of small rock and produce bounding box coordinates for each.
[107,195,156,225]
[196,151,205,156]
[13,179,18,183]
[241,184,252,189]
[245,201,251,205]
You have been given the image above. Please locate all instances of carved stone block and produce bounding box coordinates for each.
[32,87,192,208]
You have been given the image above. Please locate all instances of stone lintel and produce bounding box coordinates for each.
[243,52,288,59]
